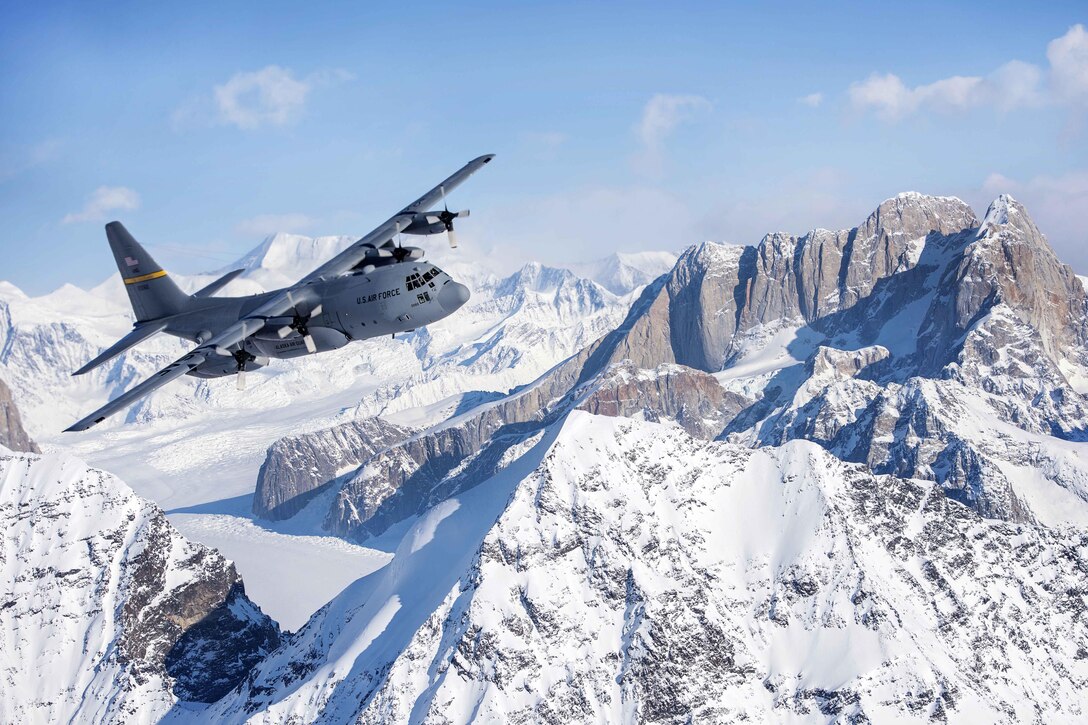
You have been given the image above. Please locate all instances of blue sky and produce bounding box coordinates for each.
[2,1,1086,294]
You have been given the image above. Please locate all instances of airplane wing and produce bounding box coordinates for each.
[65,155,494,432]
[64,292,307,431]
[299,154,494,283]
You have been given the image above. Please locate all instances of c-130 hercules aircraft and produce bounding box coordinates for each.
[65,154,494,432]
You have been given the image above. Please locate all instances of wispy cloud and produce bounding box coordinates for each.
[637,93,711,149]
[235,213,316,237]
[632,94,711,175]
[799,92,824,108]
[849,24,1086,121]
[0,138,63,181]
[174,65,354,131]
[522,131,567,160]
[61,186,140,224]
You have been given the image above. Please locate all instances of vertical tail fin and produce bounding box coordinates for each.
[106,221,191,322]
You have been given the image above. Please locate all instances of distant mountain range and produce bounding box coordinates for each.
[2,193,1086,722]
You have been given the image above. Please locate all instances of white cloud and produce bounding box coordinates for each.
[235,213,316,237]
[0,138,63,181]
[174,65,354,131]
[214,66,311,129]
[848,64,1042,120]
[848,25,1088,120]
[799,92,823,108]
[637,94,711,149]
[1048,23,1088,105]
[62,186,140,224]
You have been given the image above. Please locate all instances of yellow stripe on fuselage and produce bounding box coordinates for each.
[124,270,168,285]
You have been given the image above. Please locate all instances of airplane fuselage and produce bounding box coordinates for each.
[157,261,469,378]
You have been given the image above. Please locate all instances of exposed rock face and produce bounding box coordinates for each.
[209,414,1088,723]
[915,195,1088,378]
[254,418,413,520]
[0,376,39,453]
[577,361,749,439]
[607,193,980,373]
[0,447,280,721]
[806,345,890,380]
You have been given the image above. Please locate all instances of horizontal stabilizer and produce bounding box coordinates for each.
[72,320,169,376]
[194,268,244,298]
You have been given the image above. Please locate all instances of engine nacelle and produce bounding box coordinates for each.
[187,353,269,379]
[401,209,469,236]
[251,326,350,359]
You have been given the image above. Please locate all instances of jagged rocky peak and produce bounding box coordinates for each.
[0,447,280,721]
[927,193,1088,376]
[976,193,1037,241]
[0,376,38,453]
[861,191,978,242]
[587,193,986,377]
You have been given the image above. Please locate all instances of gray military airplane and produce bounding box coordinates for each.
[65,154,494,432]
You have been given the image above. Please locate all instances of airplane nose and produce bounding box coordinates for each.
[437,281,470,312]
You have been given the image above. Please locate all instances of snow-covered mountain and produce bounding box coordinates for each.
[0,444,279,722]
[205,413,1088,723]
[569,250,678,295]
[7,192,1088,722]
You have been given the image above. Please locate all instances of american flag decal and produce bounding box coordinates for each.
[124,256,139,267]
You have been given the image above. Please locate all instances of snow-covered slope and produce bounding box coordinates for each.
[205,413,1088,723]
[0,445,279,723]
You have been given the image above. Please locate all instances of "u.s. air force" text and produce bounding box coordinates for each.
[356,288,401,304]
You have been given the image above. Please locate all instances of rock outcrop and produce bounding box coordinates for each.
[0,376,37,453]
[254,418,413,520]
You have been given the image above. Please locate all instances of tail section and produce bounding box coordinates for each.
[106,221,191,321]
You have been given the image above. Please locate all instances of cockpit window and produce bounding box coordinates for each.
[406,267,443,290]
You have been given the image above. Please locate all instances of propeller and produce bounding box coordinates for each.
[215,346,257,389]
[276,304,323,353]
[436,185,469,249]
